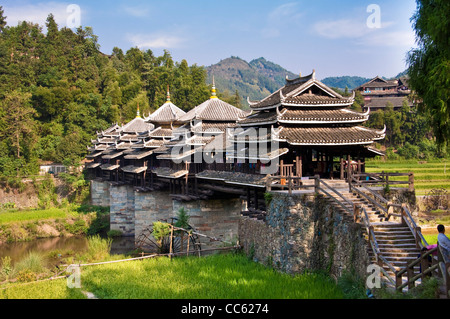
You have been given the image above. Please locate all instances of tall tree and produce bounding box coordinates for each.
[0,91,37,175]
[0,6,7,33]
[407,0,450,149]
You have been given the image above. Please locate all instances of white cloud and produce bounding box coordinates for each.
[314,19,368,39]
[122,4,151,18]
[261,2,303,38]
[128,33,186,49]
[313,18,413,47]
[3,2,76,29]
[357,30,416,48]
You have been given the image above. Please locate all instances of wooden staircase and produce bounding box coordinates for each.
[319,180,422,287]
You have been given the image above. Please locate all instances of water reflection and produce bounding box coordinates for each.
[0,236,137,265]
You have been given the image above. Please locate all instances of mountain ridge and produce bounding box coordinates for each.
[206,56,406,107]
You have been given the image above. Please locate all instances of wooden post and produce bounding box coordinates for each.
[396,272,402,291]
[187,233,191,257]
[409,173,414,192]
[169,225,174,261]
[314,175,320,195]
[421,250,429,281]
[415,227,421,249]
[340,157,344,180]
[347,155,351,183]
[353,203,360,222]
[266,175,272,192]
[298,156,302,178]
[288,175,292,195]
[406,261,414,290]
[401,203,407,225]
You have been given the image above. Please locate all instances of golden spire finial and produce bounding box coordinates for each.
[166,85,171,103]
[210,75,217,99]
[136,103,141,118]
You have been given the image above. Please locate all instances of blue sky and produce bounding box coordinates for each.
[2,0,418,79]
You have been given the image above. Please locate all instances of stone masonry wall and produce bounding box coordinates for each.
[134,190,173,239]
[91,182,242,247]
[173,198,242,249]
[109,184,135,236]
[90,180,110,207]
[239,192,370,280]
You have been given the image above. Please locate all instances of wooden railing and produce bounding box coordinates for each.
[399,204,428,250]
[354,204,398,286]
[266,173,449,297]
[395,244,450,298]
[265,175,316,195]
[352,172,415,192]
[350,176,402,221]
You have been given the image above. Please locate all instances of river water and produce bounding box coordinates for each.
[0,236,136,265]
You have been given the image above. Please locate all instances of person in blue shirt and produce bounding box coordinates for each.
[437,224,450,266]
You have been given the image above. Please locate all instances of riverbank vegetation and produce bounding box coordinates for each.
[0,204,109,244]
[0,250,345,299]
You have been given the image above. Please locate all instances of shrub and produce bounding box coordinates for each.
[16,270,37,283]
[0,256,13,280]
[14,251,46,274]
[85,235,112,262]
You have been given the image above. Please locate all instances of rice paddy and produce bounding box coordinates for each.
[0,253,344,299]
[365,159,450,196]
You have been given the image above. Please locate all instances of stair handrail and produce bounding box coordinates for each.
[350,177,401,221]
[356,204,399,280]
[318,178,353,215]
[400,203,428,249]
[395,246,440,291]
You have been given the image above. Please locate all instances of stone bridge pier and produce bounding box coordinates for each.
[90,180,242,248]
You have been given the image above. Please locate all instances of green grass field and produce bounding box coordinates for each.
[0,253,344,299]
[365,159,450,196]
[0,207,73,224]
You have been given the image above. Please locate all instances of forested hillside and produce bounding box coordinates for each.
[206,57,297,108]
[0,11,212,176]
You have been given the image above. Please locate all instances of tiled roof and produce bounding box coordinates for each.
[191,121,236,133]
[248,71,353,109]
[178,97,249,122]
[282,94,354,105]
[276,126,385,145]
[238,111,277,126]
[364,96,412,108]
[279,108,369,123]
[196,170,271,187]
[86,162,101,168]
[203,133,233,152]
[100,164,120,171]
[121,117,154,133]
[152,167,189,179]
[121,165,147,174]
[124,150,153,160]
[102,151,124,159]
[147,127,174,138]
[146,102,186,124]
[144,139,166,148]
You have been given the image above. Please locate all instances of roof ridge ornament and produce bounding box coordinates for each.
[166,85,171,103]
[136,103,141,118]
[210,76,218,99]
